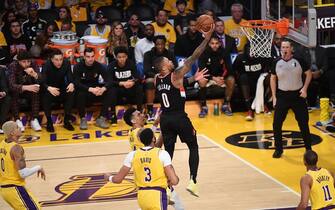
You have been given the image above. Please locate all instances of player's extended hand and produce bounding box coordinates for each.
[194,68,209,82]
[37,168,46,180]
[299,88,307,98]
[201,23,215,40]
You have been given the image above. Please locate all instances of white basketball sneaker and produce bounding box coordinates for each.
[16,119,25,132]
[31,118,42,131]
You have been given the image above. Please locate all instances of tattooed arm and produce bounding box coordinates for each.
[11,144,46,180]
[172,24,215,87]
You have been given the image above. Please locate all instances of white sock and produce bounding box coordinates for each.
[171,190,184,210]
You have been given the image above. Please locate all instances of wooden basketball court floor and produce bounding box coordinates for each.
[1,101,335,209]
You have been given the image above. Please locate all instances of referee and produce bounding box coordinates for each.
[270,40,312,158]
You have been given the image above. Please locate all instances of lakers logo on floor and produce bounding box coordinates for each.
[226,130,322,149]
[41,173,137,206]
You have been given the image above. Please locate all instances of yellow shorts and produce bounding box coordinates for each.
[137,187,167,210]
[0,185,41,210]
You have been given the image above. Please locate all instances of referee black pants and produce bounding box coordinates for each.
[273,90,312,151]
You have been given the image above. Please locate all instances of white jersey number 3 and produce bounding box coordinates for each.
[162,93,170,108]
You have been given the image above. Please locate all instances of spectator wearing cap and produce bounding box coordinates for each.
[7,51,42,132]
[73,48,112,130]
[5,20,32,62]
[83,10,111,40]
[0,67,11,134]
[22,2,47,46]
[151,9,177,50]
[173,0,192,36]
[107,46,144,126]
[55,6,76,32]
[143,35,178,120]
[41,49,75,132]
[134,24,155,78]
[164,0,194,16]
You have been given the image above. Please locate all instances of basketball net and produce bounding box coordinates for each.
[240,19,289,58]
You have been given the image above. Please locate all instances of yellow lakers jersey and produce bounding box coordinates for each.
[307,168,335,210]
[0,141,25,186]
[224,18,248,52]
[129,128,144,151]
[90,25,111,39]
[133,147,168,189]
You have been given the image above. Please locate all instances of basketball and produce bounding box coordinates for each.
[196,15,214,32]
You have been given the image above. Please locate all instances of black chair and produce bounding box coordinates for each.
[98,6,123,23]
[38,9,59,24]
[125,4,155,21]
[75,21,89,37]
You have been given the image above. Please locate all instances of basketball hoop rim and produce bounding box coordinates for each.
[240,19,277,30]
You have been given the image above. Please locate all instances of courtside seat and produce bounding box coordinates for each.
[75,21,89,37]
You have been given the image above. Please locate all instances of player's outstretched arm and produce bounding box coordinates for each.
[11,144,46,180]
[106,166,131,184]
[164,165,179,186]
[297,175,312,210]
[173,24,214,81]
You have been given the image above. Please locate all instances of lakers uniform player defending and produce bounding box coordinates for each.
[0,121,46,210]
[106,128,179,210]
[154,22,214,196]
[297,150,335,210]
[123,107,162,151]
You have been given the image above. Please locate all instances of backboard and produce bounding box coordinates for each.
[262,0,317,47]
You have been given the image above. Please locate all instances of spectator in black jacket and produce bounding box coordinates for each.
[174,15,203,57]
[73,48,112,130]
[198,36,235,117]
[0,67,11,134]
[143,35,177,120]
[41,49,75,132]
[107,46,143,125]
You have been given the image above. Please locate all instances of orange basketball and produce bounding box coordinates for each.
[196,15,214,32]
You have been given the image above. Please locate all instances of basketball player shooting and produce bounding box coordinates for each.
[154,16,215,197]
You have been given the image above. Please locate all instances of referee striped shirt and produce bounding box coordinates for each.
[271,56,309,91]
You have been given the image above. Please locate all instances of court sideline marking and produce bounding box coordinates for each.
[199,134,300,197]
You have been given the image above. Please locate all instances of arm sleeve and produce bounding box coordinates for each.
[18,165,41,178]
[123,151,135,168]
[159,150,172,167]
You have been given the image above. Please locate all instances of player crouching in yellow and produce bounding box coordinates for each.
[0,121,46,210]
[105,128,179,210]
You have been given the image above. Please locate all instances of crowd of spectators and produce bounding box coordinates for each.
[0,0,334,133]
